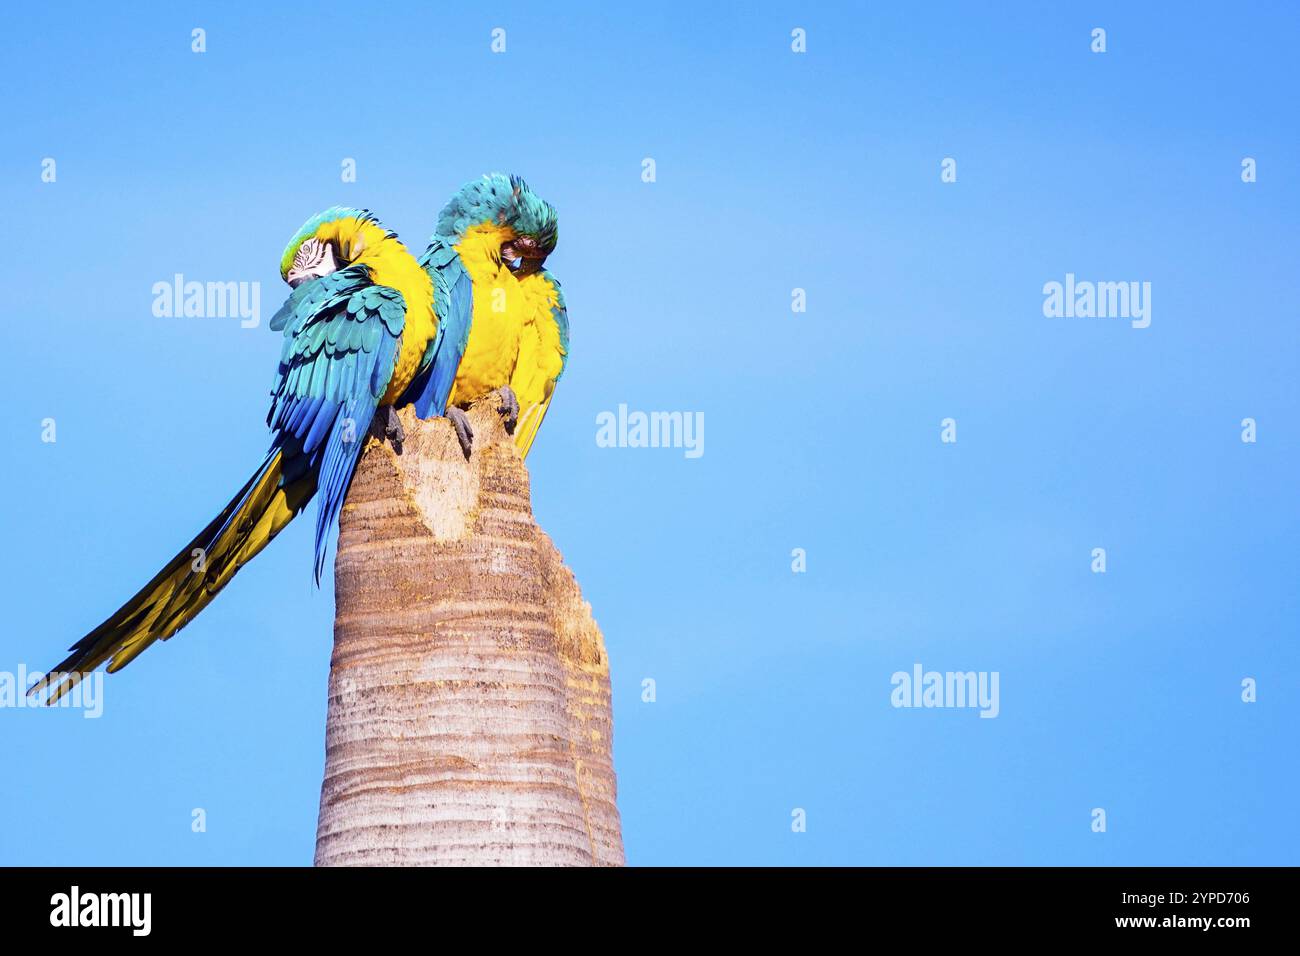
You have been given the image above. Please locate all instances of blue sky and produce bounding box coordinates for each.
[1,1,1297,865]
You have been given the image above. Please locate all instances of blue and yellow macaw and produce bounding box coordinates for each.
[422,173,570,459]
[35,175,570,702]
[34,207,468,701]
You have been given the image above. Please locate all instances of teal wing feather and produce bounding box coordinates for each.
[267,264,405,580]
[400,237,473,417]
[547,271,570,381]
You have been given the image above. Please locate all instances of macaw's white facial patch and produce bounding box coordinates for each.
[286,237,339,288]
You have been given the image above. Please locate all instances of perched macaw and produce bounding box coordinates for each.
[34,175,571,703]
[33,207,471,702]
[421,173,570,459]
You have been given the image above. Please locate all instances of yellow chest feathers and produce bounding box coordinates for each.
[318,220,436,404]
[447,223,543,406]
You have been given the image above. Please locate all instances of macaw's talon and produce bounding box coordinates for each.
[446,407,474,460]
[369,406,405,454]
[495,386,520,435]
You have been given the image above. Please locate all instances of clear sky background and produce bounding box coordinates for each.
[2,1,1296,866]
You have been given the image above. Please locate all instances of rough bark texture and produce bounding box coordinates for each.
[314,400,623,866]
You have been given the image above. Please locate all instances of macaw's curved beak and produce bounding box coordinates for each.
[516,254,545,276]
[502,237,547,276]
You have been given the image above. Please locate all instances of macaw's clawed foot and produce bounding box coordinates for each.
[446,406,474,460]
[495,386,520,435]
[369,405,405,454]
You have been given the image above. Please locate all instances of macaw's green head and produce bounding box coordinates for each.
[436,173,558,277]
[280,207,393,287]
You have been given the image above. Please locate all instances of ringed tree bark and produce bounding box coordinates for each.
[313,398,623,866]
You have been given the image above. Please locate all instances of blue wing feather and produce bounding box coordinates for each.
[266,266,405,582]
[400,238,473,418]
[545,271,570,381]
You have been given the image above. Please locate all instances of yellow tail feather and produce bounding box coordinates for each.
[33,450,312,703]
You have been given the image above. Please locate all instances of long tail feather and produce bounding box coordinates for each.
[513,384,556,460]
[31,450,313,703]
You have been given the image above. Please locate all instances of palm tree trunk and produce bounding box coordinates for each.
[314,400,624,866]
